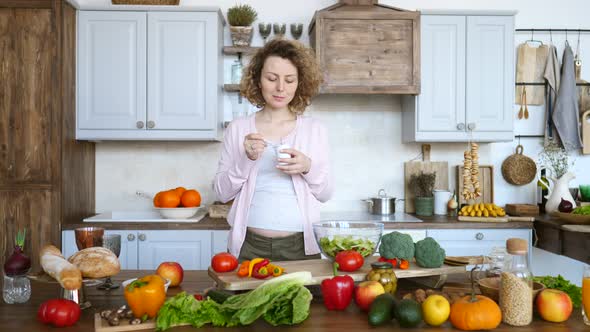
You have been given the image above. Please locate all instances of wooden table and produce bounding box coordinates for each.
[1,271,587,331]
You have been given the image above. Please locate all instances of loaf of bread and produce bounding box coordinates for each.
[40,245,82,290]
[68,247,120,278]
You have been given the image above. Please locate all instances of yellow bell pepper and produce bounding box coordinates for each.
[248,258,265,277]
[123,275,166,319]
[267,263,284,277]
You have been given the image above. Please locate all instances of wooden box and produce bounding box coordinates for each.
[308,0,420,94]
[505,204,539,216]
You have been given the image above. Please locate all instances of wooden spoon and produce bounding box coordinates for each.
[524,87,529,119]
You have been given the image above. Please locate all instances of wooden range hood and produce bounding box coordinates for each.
[309,0,420,94]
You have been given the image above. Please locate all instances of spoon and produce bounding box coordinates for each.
[523,87,529,120]
[518,88,524,119]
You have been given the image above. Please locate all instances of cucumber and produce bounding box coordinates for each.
[206,289,233,304]
[368,293,396,326]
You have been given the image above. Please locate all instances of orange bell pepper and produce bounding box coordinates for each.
[123,275,166,319]
[399,259,410,270]
[237,260,250,278]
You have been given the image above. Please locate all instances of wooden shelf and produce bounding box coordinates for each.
[222,46,260,55]
[223,84,240,92]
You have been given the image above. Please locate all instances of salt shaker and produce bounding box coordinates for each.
[499,238,532,326]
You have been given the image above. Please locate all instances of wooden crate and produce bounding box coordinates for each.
[308,0,420,94]
[456,165,494,205]
[112,0,179,5]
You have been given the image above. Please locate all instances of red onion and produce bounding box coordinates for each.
[3,230,31,276]
[558,198,574,213]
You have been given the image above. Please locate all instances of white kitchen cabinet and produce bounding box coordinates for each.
[427,228,532,262]
[402,11,515,142]
[76,9,224,141]
[62,229,229,270]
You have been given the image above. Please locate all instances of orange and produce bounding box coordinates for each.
[181,189,201,207]
[160,190,181,208]
[173,186,186,197]
[153,191,164,207]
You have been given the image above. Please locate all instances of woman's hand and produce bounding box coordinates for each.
[276,148,311,175]
[244,133,266,161]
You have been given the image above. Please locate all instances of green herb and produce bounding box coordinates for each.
[319,235,376,258]
[156,272,312,331]
[409,171,436,197]
[227,4,258,26]
[573,205,590,215]
[533,275,582,308]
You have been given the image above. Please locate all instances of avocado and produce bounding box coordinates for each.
[395,299,423,328]
[368,293,396,326]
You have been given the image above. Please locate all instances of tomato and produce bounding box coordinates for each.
[37,299,81,327]
[211,252,238,273]
[335,250,364,272]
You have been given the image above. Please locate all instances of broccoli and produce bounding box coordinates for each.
[414,237,445,268]
[379,231,415,260]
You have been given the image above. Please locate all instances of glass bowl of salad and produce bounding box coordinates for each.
[313,221,384,260]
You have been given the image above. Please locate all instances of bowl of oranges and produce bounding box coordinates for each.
[153,187,202,219]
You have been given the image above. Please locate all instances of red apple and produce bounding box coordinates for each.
[156,262,184,287]
[536,289,573,322]
[354,281,385,311]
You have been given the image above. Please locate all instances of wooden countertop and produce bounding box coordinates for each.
[62,215,533,230]
[1,270,586,331]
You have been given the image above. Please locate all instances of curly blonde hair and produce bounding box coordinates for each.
[241,38,322,114]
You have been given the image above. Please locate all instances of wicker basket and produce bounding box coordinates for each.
[501,145,537,186]
[112,0,179,5]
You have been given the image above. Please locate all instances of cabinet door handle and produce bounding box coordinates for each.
[475,232,484,240]
[138,233,146,241]
[127,234,135,241]
[147,121,155,129]
[456,123,465,130]
[136,121,144,129]
[467,122,476,131]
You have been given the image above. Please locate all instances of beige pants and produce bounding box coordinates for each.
[238,229,320,262]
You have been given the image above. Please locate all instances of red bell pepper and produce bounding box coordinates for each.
[37,299,81,327]
[251,259,271,279]
[320,263,354,311]
[378,256,398,268]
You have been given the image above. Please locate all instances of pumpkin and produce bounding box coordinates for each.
[449,264,502,330]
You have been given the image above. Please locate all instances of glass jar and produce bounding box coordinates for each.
[365,262,397,295]
[3,272,31,304]
[499,238,532,326]
[487,246,509,277]
[231,59,243,84]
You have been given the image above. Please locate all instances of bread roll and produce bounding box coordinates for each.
[40,245,82,290]
[68,247,120,278]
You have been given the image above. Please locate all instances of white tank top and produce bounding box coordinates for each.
[247,140,304,232]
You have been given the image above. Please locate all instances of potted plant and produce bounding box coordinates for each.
[409,171,436,216]
[227,4,258,47]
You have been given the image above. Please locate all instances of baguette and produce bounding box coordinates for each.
[68,247,120,278]
[40,245,82,290]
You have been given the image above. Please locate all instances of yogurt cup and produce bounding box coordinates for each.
[275,144,291,166]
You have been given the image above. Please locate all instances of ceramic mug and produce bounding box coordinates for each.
[433,190,452,215]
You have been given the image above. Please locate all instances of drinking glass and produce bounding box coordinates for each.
[75,227,104,250]
[582,266,590,325]
[290,23,303,40]
[258,23,271,44]
[273,23,286,37]
[97,234,121,290]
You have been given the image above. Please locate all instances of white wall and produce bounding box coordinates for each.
[93,0,590,212]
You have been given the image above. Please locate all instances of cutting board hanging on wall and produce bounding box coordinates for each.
[583,110,590,155]
[404,144,449,213]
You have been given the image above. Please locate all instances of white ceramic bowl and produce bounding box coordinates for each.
[122,277,171,293]
[155,207,199,219]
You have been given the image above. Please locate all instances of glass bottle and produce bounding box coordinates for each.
[366,262,397,295]
[499,238,532,326]
[487,246,509,277]
[3,272,31,304]
[231,59,243,84]
[537,168,548,213]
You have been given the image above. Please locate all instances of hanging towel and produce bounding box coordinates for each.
[515,43,550,105]
[552,42,583,150]
[543,44,560,144]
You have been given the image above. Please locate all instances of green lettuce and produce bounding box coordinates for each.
[156,272,312,331]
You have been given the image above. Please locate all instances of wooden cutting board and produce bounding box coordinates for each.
[208,256,465,291]
[505,204,539,216]
[456,165,494,205]
[583,110,590,155]
[404,144,449,213]
[457,215,535,222]
[94,313,189,332]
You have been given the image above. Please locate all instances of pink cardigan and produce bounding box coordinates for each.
[214,113,333,256]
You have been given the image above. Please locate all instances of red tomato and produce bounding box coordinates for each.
[335,250,364,272]
[211,252,238,273]
[37,299,81,327]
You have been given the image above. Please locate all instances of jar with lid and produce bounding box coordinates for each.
[365,262,397,295]
[499,238,532,326]
[231,59,243,84]
[487,246,509,277]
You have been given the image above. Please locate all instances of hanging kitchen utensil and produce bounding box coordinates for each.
[583,110,590,155]
[518,88,524,119]
[575,30,582,80]
[501,145,538,186]
[515,42,549,105]
[524,87,529,119]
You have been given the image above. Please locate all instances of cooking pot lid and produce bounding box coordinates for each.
[372,189,394,199]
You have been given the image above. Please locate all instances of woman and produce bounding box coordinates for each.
[214,38,332,261]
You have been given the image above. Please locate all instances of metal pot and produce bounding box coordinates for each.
[364,189,399,215]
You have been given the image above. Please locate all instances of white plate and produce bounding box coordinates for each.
[83,209,207,223]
